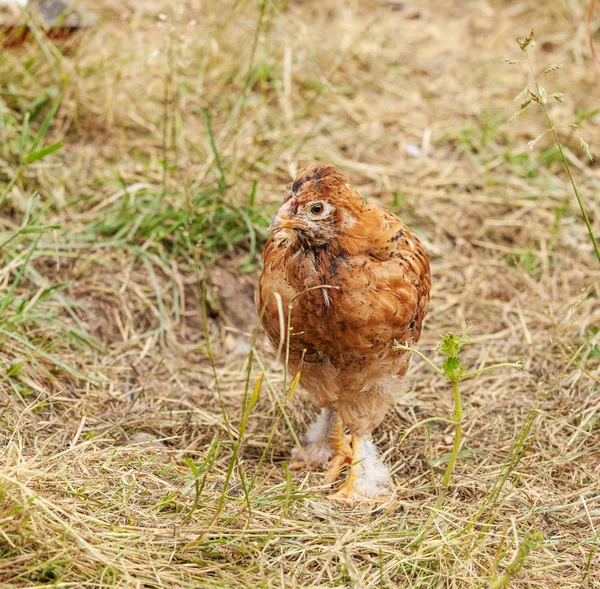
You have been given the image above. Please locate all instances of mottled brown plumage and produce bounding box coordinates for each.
[258,163,430,500]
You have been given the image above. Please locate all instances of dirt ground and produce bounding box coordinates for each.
[1,0,600,587]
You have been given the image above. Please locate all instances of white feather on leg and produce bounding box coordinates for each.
[331,434,390,501]
[353,438,390,498]
[290,408,334,469]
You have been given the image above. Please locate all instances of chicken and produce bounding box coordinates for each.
[258,164,430,501]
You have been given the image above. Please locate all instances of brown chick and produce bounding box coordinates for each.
[258,163,430,501]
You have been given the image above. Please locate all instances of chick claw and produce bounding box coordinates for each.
[330,434,390,504]
[289,444,335,471]
[324,434,352,484]
[331,472,360,502]
[331,475,389,504]
[289,453,315,471]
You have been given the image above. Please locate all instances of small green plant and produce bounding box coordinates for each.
[507,29,600,264]
[0,91,65,206]
[395,330,524,494]
[488,530,544,589]
[87,108,270,271]
[181,439,220,525]
[90,186,270,266]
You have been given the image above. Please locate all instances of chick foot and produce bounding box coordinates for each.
[323,424,352,484]
[289,451,329,471]
[330,435,390,503]
[290,409,353,479]
[290,409,336,471]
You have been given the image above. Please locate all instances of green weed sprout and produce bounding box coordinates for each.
[488,530,544,589]
[0,91,65,206]
[394,330,524,493]
[507,29,600,264]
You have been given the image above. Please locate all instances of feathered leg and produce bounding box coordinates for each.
[290,408,352,478]
[331,433,390,502]
[323,412,352,483]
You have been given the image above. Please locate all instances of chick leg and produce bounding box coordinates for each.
[331,434,390,502]
[290,409,352,475]
[323,412,352,484]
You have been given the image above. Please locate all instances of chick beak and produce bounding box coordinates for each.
[268,214,306,232]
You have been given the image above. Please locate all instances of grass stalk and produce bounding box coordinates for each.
[441,380,463,489]
[512,30,600,263]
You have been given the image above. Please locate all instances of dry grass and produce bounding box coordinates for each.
[1,0,600,587]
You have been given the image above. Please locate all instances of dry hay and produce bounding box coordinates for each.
[0,0,599,587]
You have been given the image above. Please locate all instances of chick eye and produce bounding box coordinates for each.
[310,203,324,215]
